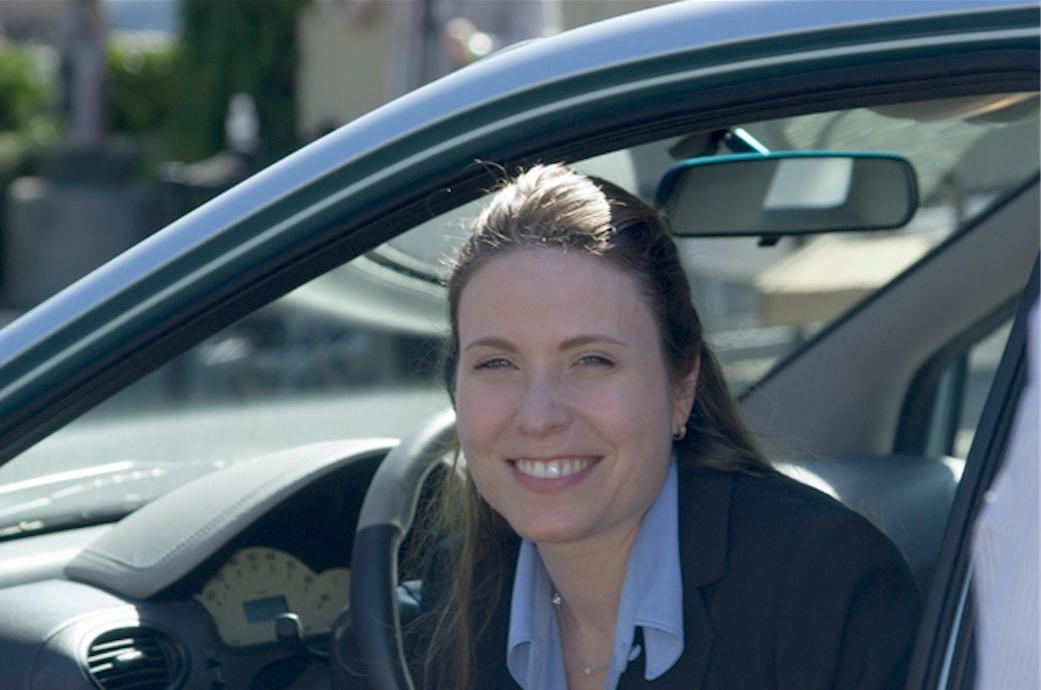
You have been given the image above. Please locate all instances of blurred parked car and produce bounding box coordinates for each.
[0,1,1036,689]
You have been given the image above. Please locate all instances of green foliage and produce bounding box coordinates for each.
[107,41,178,137]
[0,45,54,133]
[167,0,310,162]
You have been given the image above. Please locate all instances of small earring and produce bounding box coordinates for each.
[673,425,687,441]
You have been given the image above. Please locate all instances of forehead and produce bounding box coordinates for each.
[456,248,658,342]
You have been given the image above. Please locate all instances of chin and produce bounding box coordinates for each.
[506,513,597,546]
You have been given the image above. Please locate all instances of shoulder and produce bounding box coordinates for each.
[737,470,868,531]
[678,466,914,580]
[677,467,921,689]
[676,464,922,622]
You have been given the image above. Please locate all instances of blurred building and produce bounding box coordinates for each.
[298,0,674,141]
[0,1,68,43]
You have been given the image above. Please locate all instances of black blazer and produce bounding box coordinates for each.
[415,467,922,690]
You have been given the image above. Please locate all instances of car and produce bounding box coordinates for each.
[0,1,1037,689]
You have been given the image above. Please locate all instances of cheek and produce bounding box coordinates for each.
[455,380,509,458]
[455,394,485,455]
[588,376,672,442]
[455,390,509,503]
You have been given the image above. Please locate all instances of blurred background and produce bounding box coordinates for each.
[0,0,669,323]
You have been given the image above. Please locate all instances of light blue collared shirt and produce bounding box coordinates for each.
[506,462,684,689]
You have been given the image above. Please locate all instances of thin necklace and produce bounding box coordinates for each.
[552,589,612,676]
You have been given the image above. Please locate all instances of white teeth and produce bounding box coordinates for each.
[515,458,593,479]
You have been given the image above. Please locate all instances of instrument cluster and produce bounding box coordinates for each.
[194,546,349,647]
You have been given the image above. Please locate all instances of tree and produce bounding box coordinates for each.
[169,0,309,162]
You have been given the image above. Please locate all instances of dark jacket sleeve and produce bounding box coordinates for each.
[406,537,519,690]
[772,506,922,690]
[404,538,454,689]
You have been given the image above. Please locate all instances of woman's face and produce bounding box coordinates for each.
[454,248,697,547]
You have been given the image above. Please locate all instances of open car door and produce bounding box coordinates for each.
[905,260,1039,690]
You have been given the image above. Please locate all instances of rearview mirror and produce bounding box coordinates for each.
[657,152,918,237]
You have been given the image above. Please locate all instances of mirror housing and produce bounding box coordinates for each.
[657,152,918,237]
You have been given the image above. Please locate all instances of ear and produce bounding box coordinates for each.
[672,355,700,433]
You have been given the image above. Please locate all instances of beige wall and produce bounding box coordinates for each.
[295,0,675,141]
[296,3,396,140]
[560,0,669,28]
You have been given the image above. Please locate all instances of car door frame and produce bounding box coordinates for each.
[904,261,1039,690]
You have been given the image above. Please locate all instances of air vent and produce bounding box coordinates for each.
[85,626,185,690]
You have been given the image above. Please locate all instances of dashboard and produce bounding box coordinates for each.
[0,440,396,690]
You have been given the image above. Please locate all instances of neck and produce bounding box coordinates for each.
[538,515,642,633]
[538,518,644,689]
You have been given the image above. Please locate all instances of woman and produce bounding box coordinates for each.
[410,164,921,690]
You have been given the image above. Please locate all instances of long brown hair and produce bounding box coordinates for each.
[417,163,771,689]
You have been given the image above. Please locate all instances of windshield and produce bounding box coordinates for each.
[1,94,1037,538]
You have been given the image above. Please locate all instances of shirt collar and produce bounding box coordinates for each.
[620,460,684,678]
[506,461,684,686]
[507,538,554,686]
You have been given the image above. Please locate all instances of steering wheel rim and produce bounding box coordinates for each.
[339,408,456,690]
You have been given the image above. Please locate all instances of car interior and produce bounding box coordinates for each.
[0,88,1036,690]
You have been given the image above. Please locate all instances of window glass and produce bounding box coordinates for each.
[0,225,451,537]
[954,319,1014,458]
[397,96,1040,394]
[911,314,1015,467]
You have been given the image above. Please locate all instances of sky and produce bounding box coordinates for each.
[103,0,179,35]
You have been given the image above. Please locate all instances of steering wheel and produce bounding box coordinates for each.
[334,408,457,690]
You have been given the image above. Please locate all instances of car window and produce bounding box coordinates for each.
[917,316,1015,461]
[954,320,1015,457]
[0,93,1037,537]
[0,235,453,537]
[396,97,1040,394]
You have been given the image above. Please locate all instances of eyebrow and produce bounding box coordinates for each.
[462,336,516,353]
[462,334,629,352]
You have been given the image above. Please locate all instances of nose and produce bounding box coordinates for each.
[514,371,571,436]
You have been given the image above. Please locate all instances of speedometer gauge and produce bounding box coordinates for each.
[194,546,350,647]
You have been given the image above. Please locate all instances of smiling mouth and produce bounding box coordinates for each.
[512,458,597,479]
